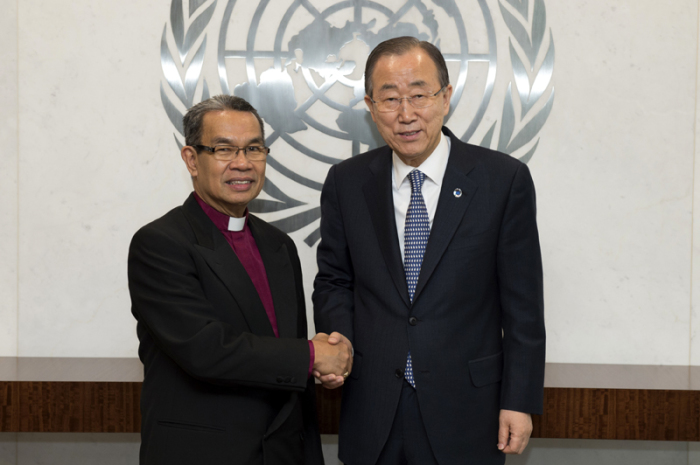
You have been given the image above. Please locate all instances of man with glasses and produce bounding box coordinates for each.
[128,95,351,464]
[313,37,545,464]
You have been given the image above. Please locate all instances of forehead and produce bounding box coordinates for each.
[371,49,441,92]
[201,110,262,142]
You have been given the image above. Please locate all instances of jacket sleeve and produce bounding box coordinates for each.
[497,162,546,414]
[312,164,356,343]
[128,223,310,392]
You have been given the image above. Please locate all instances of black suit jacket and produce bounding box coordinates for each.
[313,127,545,465]
[128,194,323,465]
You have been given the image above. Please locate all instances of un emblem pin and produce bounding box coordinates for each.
[160,0,555,246]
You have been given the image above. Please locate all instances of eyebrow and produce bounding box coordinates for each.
[378,80,430,92]
[210,136,265,146]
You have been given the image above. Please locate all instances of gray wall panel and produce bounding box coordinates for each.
[0,433,16,465]
[16,434,138,465]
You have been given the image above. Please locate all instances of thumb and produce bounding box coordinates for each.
[497,420,509,451]
[328,331,342,344]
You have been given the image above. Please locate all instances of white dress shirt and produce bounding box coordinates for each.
[392,133,451,259]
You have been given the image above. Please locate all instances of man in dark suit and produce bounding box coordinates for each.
[313,37,546,464]
[129,95,351,464]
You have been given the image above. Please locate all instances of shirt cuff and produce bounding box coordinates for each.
[308,340,315,378]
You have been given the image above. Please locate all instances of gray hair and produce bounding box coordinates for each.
[183,95,265,147]
[364,36,449,98]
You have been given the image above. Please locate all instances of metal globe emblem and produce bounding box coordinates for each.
[160,0,555,247]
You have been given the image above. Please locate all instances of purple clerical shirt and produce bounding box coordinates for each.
[194,192,314,376]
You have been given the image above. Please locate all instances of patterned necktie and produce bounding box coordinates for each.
[404,169,429,388]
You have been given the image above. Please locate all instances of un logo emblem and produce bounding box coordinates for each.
[160,0,555,246]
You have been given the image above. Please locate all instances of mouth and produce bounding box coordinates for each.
[225,179,254,191]
[398,130,421,140]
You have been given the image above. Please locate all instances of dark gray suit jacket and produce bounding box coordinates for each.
[129,194,323,465]
[313,127,545,465]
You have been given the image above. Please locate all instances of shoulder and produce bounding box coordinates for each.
[447,130,524,172]
[332,145,390,176]
[130,204,192,252]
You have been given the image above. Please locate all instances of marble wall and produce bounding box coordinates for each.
[0,0,18,359]
[2,0,700,462]
[1,0,696,371]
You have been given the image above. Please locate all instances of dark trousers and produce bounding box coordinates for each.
[375,380,440,465]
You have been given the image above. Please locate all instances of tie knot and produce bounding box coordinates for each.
[408,170,425,192]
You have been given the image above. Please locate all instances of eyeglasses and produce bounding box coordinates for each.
[370,86,447,113]
[193,145,270,162]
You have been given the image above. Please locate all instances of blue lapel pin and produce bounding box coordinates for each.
[453,188,462,198]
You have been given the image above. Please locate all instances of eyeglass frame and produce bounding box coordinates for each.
[193,144,270,161]
[369,86,448,113]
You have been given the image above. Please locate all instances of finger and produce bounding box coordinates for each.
[497,420,509,451]
[503,434,523,454]
[519,435,530,453]
[318,373,338,383]
[328,332,343,344]
[322,378,344,389]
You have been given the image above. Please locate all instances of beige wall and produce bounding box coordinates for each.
[2,1,700,464]
[0,0,698,380]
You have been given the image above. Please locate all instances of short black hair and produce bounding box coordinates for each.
[364,36,449,98]
[183,95,265,147]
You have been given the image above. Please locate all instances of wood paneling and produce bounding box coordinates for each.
[1,382,699,440]
[531,388,700,441]
[315,383,342,434]
[0,381,18,431]
[3,382,141,433]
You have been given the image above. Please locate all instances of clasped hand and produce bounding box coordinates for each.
[311,332,353,389]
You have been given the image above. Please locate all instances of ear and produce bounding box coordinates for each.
[181,146,198,178]
[364,95,377,123]
[442,84,453,116]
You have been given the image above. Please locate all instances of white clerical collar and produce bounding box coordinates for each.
[228,216,246,232]
[392,132,450,187]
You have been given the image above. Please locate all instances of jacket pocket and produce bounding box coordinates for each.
[468,351,503,387]
[157,419,226,433]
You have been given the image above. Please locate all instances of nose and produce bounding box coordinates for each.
[227,149,252,169]
[397,99,417,123]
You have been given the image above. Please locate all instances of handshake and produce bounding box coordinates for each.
[311,332,353,389]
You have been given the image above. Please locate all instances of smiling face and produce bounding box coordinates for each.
[365,48,453,167]
[181,110,266,217]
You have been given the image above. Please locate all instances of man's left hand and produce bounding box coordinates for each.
[497,409,532,454]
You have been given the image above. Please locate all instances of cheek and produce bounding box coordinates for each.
[376,116,395,133]
[256,167,266,191]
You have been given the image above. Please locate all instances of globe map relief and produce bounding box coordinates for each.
[161,0,555,246]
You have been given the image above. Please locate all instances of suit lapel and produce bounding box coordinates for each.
[363,150,411,308]
[248,215,298,339]
[181,195,276,338]
[413,130,478,303]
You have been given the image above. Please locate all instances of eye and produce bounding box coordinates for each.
[412,94,427,100]
[214,146,234,154]
[384,97,398,103]
[246,146,262,153]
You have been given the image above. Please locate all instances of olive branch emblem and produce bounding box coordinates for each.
[480,0,555,163]
[158,0,556,246]
[160,0,217,147]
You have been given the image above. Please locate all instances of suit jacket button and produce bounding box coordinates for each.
[395,369,404,378]
[276,376,284,383]
[409,317,418,326]
[285,376,293,383]
[290,377,296,383]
